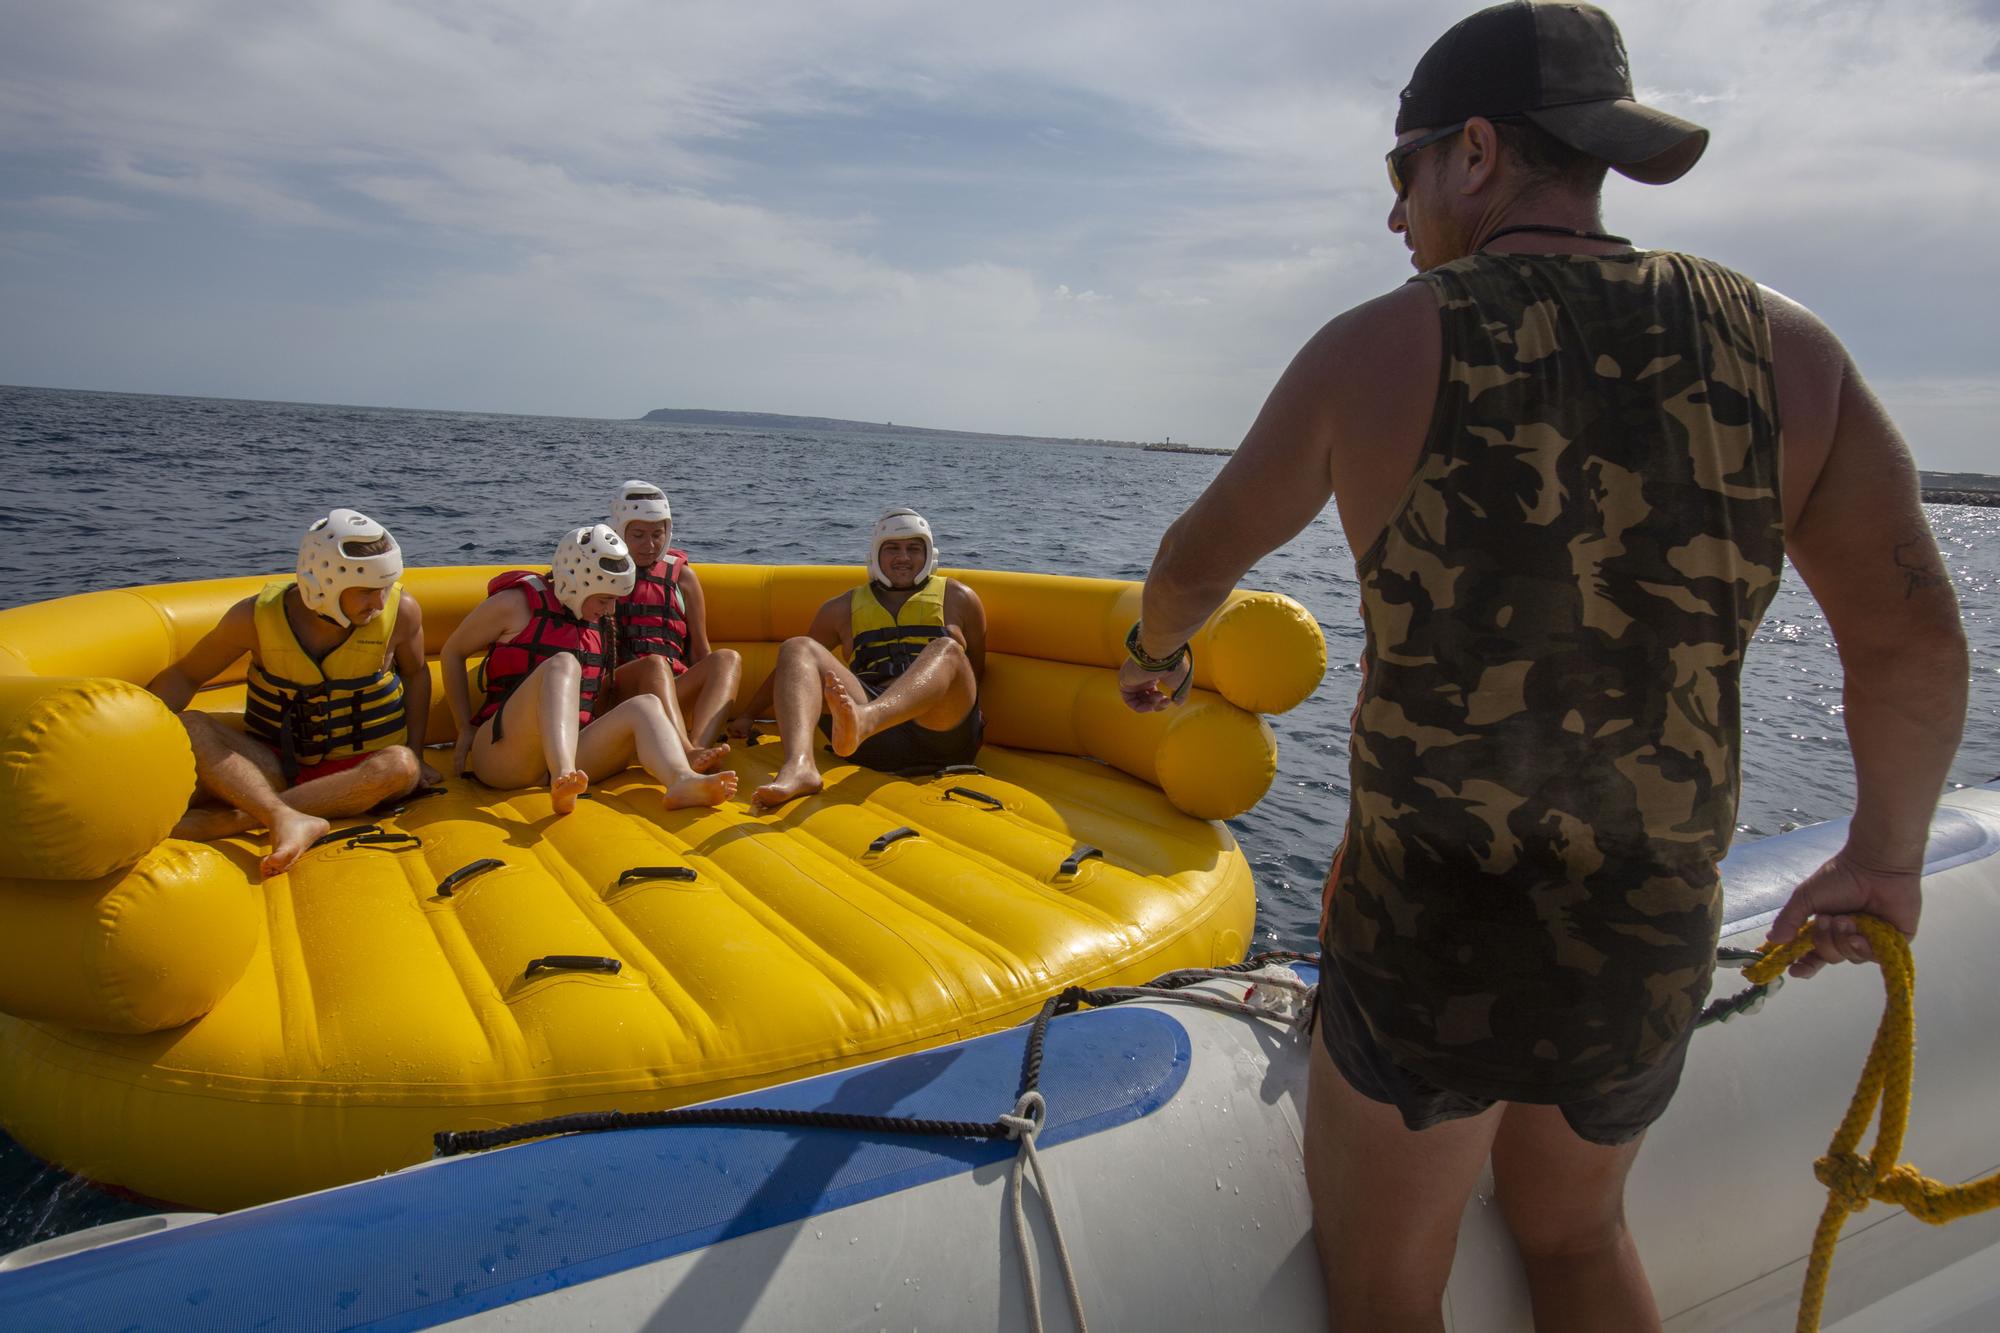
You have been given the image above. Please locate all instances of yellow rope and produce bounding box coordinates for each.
[1742,915,2000,1332]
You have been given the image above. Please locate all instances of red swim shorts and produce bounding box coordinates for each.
[263,744,375,788]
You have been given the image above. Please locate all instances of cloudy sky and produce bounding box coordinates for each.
[1,0,1995,466]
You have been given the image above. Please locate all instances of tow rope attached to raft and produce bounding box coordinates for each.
[432,951,1320,1333]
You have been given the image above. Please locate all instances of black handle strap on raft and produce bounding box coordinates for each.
[436,858,504,897]
[523,955,622,978]
[945,786,1004,810]
[1055,844,1103,878]
[615,865,698,888]
[897,762,987,779]
[307,824,423,854]
[310,823,380,849]
[433,949,1329,1161]
[867,826,919,854]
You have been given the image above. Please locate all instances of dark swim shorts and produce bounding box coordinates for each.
[1314,945,1695,1146]
[819,687,984,774]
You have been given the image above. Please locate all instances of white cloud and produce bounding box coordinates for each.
[0,0,1994,463]
[10,194,146,221]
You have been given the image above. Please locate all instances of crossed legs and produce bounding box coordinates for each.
[172,711,421,877]
[471,654,735,813]
[750,635,976,811]
[1303,1036,1658,1332]
[612,655,730,772]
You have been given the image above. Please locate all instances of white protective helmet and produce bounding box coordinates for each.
[611,480,672,538]
[296,508,403,627]
[867,507,938,586]
[552,523,637,619]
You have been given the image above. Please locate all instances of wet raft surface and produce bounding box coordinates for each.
[1,742,1250,1210]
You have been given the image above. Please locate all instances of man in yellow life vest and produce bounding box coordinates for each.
[148,509,434,878]
[729,507,986,812]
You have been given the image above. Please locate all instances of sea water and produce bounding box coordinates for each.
[2,383,1995,1247]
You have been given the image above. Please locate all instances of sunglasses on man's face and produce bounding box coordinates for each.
[1384,121,1468,200]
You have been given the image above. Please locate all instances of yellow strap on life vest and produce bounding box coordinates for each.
[245,581,407,761]
[847,578,948,681]
[1743,916,2000,1332]
[249,580,401,684]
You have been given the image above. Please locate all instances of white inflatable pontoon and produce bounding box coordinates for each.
[4,784,1998,1332]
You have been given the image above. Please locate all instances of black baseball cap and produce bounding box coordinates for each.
[1396,1,1708,184]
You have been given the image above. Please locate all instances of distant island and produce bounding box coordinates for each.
[638,407,1153,451]
[1918,471,2000,507]
[639,409,1997,503]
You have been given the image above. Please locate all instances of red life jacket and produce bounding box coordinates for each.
[472,571,612,728]
[614,549,691,674]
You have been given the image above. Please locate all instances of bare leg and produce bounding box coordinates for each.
[470,654,587,808]
[752,636,862,811]
[281,746,422,816]
[614,655,728,773]
[674,648,743,749]
[575,696,737,808]
[824,636,976,757]
[1491,1103,1660,1333]
[1304,1034,1501,1332]
[171,712,329,878]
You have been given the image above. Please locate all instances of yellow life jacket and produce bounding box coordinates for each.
[847,577,948,690]
[244,582,407,777]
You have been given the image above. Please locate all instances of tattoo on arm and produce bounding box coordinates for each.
[1893,541,1944,598]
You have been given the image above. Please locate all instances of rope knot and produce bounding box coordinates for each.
[1879,1164,1959,1225]
[1000,1090,1046,1142]
[1814,1151,1878,1215]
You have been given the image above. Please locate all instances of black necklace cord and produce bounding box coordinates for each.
[1480,222,1634,248]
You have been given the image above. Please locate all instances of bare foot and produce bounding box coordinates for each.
[551,769,589,816]
[663,770,739,810]
[260,807,331,879]
[172,805,257,842]
[823,671,870,758]
[752,757,823,813]
[687,742,731,774]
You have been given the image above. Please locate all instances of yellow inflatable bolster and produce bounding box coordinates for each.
[0,840,257,1033]
[1204,592,1328,716]
[0,676,196,881]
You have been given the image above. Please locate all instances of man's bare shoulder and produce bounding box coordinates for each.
[1287,283,1439,432]
[942,577,983,616]
[216,594,259,640]
[1759,284,1856,524]
[1297,281,1434,365]
[1761,284,1848,392]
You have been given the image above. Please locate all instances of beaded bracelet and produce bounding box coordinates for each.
[1124,621,1189,673]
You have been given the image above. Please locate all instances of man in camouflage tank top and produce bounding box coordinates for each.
[1120,3,1967,1329]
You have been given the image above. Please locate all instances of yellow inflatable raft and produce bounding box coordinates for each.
[0,565,1323,1211]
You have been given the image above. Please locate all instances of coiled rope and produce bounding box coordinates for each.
[1743,915,2000,1333]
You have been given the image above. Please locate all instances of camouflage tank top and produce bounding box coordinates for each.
[1323,250,1785,1102]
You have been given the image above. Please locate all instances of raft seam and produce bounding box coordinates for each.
[528,800,717,1056]
[404,793,536,1082]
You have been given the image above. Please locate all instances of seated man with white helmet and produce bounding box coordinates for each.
[729,507,985,812]
[148,509,432,878]
[441,524,737,814]
[607,480,742,756]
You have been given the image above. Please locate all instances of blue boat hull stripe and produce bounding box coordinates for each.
[0,1006,1191,1332]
